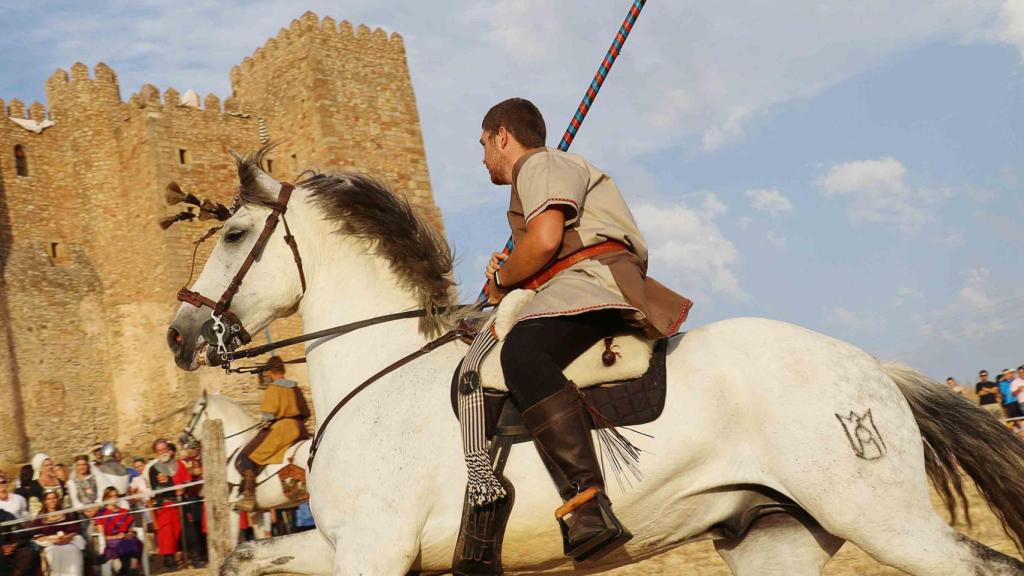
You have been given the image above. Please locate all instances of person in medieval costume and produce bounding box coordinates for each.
[93,486,143,575]
[480,98,691,560]
[236,356,311,512]
[148,439,191,570]
[95,442,131,499]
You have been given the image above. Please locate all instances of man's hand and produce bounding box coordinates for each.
[2,544,15,556]
[485,251,508,279]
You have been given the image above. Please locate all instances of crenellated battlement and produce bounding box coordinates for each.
[229,11,408,91]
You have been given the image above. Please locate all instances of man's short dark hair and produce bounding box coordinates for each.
[482,98,546,149]
[267,356,286,374]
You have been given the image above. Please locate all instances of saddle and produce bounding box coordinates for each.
[449,335,672,575]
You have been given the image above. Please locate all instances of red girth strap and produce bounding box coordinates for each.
[520,240,629,291]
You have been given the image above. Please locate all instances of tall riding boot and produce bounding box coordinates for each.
[237,469,257,512]
[521,382,631,561]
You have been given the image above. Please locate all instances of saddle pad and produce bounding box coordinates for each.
[479,334,654,392]
[451,338,670,440]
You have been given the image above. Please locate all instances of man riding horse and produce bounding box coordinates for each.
[236,356,310,512]
[480,97,692,560]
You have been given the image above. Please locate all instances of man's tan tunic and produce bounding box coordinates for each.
[249,381,308,465]
[508,147,692,338]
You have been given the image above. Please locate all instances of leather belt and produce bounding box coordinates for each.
[521,240,630,290]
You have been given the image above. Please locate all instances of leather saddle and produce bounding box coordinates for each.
[449,334,674,575]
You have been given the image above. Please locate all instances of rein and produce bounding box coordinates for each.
[221,309,431,368]
[307,327,471,469]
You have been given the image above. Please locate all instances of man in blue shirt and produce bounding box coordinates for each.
[999,369,1022,418]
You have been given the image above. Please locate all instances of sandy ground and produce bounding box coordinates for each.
[172,483,1019,575]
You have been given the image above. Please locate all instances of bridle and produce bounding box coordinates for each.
[172,180,476,469]
[177,182,306,362]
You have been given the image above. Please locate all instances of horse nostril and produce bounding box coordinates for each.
[167,327,183,352]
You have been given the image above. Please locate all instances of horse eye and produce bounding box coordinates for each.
[225,229,246,244]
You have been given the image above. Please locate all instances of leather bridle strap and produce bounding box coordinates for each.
[177,182,304,345]
[307,328,470,470]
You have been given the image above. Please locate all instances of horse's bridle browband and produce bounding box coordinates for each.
[177,182,306,354]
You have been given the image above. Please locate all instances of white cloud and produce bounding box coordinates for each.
[918,268,1013,341]
[895,286,924,306]
[701,108,754,153]
[737,216,753,230]
[819,157,940,233]
[765,230,787,249]
[824,305,888,333]
[745,187,793,216]
[937,229,966,246]
[633,193,746,301]
[996,0,1024,60]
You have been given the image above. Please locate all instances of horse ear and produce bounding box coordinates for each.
[228,149,243,163]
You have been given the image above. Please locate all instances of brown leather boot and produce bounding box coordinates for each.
[237,469,257,512]
[521,382,631,561]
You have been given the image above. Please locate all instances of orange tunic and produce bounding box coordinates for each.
[249,382,308,465]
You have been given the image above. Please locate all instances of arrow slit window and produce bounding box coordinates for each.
[14,145,28,177]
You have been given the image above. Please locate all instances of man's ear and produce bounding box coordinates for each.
[497,126,510,149]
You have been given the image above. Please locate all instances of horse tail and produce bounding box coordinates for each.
[884,362,1024,552]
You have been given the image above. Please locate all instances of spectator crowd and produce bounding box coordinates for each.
[0,438,206,576]
[947,365,1024,432]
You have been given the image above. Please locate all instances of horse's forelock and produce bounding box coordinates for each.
[235,145,279,208]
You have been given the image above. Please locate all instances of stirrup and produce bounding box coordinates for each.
[555,488,632,562]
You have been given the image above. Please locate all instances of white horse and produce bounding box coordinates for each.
[183,392,310,544]
[168,150,1024,576]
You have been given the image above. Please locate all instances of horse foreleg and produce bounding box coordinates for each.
[219,529,334,576]
[330,520,422,576]
[714,513,843,576]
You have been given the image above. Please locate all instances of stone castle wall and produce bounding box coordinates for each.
[0,12,440,467]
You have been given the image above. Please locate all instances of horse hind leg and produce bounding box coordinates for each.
[824,507,1024,576]
[714,513,843,576]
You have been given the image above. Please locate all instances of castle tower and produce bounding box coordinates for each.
[230,12,442,229]
[0,12,440,466]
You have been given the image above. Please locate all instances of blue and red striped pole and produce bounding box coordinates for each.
[479,0,647,302]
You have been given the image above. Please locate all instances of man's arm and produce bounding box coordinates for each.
[486,208,565,296]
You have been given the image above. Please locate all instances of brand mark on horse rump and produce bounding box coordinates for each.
[835,409,887,460]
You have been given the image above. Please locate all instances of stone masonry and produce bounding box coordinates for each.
[0,11,441,467]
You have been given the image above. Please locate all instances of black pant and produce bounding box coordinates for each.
[500,310,623,409]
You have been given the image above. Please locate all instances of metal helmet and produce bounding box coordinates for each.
[99,441,118,461]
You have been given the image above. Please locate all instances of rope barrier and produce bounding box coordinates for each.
[2,498,205,537]
[0,479,205,529]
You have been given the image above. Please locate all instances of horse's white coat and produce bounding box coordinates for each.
[170,169,1023,575]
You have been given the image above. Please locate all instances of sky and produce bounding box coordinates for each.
[1,0,1022,385]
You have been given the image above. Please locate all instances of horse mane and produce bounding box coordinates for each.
[235,147,458,336]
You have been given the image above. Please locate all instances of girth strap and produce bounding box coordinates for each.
[307,328,469,469]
